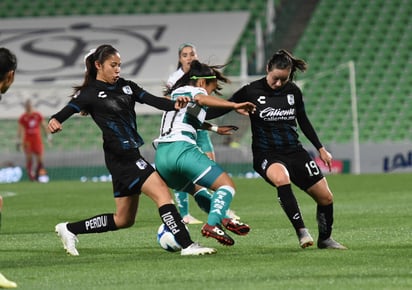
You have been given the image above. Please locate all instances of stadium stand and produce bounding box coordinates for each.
[293,0,412,144]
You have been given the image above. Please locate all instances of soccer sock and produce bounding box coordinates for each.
[207,186,234,226]
[159,204,192,248]
[36,161,44,178]
[193,187,212,213]
[317,203,334,240]
[277,184,306,231]
[66,213,117,234]
[0,211,2,231]
[173,190,189,217]
[26,159,33,180]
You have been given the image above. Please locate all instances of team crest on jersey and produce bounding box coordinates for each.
[287,94,295,105]
[136,158,148,170]
[122,85,133,95]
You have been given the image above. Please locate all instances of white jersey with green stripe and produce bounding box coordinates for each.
[153,85,207,147]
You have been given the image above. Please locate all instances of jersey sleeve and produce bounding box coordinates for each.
[50,91,86,123]
[129,81,176,111]
[205,85,247,120]
[296,93,323,150]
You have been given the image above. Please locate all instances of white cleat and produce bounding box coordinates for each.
[55,222,79,256]
[182,214,203,225]
[297,228,314,249]
[181,242,217,256]
[0,272,17,288]
[226,209,240,220]
[318,237,347,250]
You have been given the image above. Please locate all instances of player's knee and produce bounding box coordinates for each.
[116,217,135,229]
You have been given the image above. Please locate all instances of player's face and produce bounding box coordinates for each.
[96,53,121,84]
[266,67,290,90]
[204,80,218,95]
[179,46,197,73]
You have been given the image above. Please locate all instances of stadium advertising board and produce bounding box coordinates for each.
[0,13,249,117]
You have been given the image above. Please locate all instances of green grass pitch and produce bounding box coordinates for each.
[0,173,411,289]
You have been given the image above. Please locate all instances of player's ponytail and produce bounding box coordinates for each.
[267,49,307,81]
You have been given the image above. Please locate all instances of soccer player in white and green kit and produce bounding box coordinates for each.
[154,60,255,246]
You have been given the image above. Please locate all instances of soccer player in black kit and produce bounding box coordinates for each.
[48,44,216,256]
[207,49,346,249]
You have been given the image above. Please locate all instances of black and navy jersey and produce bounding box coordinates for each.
[229,77,322,153]
[52,78,175,155]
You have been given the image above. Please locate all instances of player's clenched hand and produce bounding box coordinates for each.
[48,118,63,133]
[174,96,190,110]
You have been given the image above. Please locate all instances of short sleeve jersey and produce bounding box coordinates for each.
[166,68,184,89]
[19,112,43,140]
[67,78,148,154]
[230,78,309,153]
[154,85,207,146]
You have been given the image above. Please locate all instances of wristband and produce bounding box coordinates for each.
[211,125,219,132]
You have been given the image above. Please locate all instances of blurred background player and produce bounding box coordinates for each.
[0,47,18,288]
[165,43,239,224]
[17,99,51,181]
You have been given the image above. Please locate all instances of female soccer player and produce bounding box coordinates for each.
[207,49,347,249]
[48,44,216,256]
[154,60,256,246]
[17,99,50,181]
[166,43,240,224]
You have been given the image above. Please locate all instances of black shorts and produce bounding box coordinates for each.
[104,149,155,197]
[253,147,324,191]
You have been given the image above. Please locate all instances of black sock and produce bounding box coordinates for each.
[317,203,333,240]
[67,213,117,234]
[277,184,306,231]
[159,204,193,249]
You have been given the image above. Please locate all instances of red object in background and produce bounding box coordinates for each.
[315,157,344,174]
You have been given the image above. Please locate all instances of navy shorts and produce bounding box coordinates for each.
[105,150,155,197]
[253,147,324,191]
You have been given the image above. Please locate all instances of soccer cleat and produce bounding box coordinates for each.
[182,214,203,225]
[0,272,17,288]
[55,222,79,256]
[201,224,235,246]
[317,238,347,250]
[222,218,250,236]
[297,228,314,249]
[181,242,217,256]
[226,209,240,220]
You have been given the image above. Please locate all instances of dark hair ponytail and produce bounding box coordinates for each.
[165,60,230,96]
[73,44,119,94]
[267,49,307,81]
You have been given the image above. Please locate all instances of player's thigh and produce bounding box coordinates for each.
[155,142,194,191]
[289,150,324,191]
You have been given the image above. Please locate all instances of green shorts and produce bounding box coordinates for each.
[155,141,224,192]
[196,129,214,153]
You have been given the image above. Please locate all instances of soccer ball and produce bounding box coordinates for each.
[156,223,182,252]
